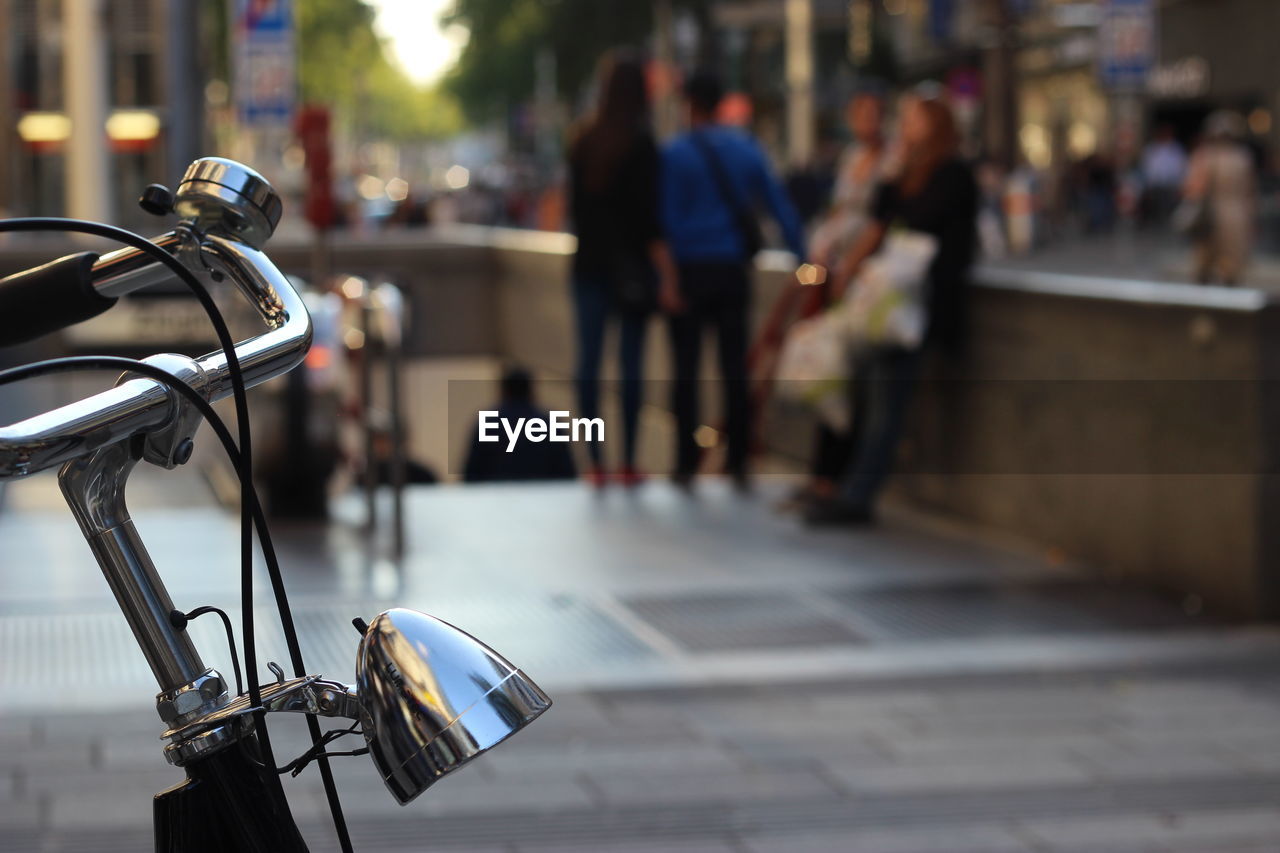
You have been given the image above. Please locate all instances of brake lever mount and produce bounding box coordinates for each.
[161,675,362,767]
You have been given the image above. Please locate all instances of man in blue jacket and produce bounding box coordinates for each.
[662,69,806,489]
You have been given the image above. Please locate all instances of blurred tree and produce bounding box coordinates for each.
[296,0,462,140]
[443,0,713,123]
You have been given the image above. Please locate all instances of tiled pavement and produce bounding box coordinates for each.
[12,667,1280,851]
[4,478,1280,851]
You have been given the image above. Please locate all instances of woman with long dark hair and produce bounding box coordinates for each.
[804,94,977,526]
[568,51,679,487]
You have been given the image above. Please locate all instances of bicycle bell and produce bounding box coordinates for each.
[173,157,283,250]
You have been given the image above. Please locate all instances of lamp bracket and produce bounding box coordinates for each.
[161,674,362,766]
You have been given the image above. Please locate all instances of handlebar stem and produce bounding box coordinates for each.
[59,440,209,692]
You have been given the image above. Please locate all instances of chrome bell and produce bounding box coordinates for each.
[173,157,283,250]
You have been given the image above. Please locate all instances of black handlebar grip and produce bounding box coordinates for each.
[0,252,111,348]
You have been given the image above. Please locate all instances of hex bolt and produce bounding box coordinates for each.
[198,675,225,701]
[173,689,205,716]
[156,698,179,723]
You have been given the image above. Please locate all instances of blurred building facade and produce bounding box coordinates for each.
[705,0,1014,169]
[1017,0,1280,171]
[0,0,207,226]
[704,0,1280,179]
[1,0,1278,231]
[1154,0,1280,156]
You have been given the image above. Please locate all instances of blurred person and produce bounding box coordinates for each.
[430,191,459,224]
[785,127,845,225]
[805,95,977,526]
[1004,157,1042,255]
[661,68,806,490]
[1182,111,1257,285]
[789,89,889,508]
[809,90,889,269]
[567,50,679,487]
[463,367,576,483]
[1140,123,1188,227]
[369,425,438,486]
[504,179,533,226]
[1080,150,1118,234]
[536,177,567,231]
[387,191,429,227]
[975,159,1009,259]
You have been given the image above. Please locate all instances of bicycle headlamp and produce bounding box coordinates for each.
[354,608,552,804]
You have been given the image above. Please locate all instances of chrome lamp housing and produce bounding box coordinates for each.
[355,608,552,804]
[160,607,550,805]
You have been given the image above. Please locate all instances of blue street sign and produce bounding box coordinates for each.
[234,0,296,127]
[928,0,953,43]
[1098,0,1155,90]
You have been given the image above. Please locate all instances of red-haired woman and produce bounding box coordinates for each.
[804,94,977,526]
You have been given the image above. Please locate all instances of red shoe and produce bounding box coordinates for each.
[584,466,609,489]
[617,465,648,488]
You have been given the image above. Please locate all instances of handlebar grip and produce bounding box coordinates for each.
[0,252,112,348]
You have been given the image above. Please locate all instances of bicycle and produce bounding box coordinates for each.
[0,158,551,851]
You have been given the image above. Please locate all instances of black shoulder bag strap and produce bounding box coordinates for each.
[690,131,764,258]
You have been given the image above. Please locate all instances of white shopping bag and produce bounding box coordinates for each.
[840,230,938,350]
[774,231,937,431]
[774,310,852,431]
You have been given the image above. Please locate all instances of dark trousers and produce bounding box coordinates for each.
[572,274,647,467]
[668,262,751,476]
[838,347,920,509]
[810,422,853,481]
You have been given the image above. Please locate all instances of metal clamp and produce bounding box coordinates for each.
[156,669,229,727]
[164,719,251,767]
[161,674,362,767]
[116,353,211,469]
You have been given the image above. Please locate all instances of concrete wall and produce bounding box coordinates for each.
[5,228,1278,616]
[893,273,1280,619]
[440,234,1280,619]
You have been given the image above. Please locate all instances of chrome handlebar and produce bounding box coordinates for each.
[90,231,184,298]
[0,158,310,480]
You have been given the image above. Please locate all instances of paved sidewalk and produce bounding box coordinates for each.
[3,478,1280,850]
[9,661,1280,852]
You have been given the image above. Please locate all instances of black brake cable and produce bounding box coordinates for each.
[0,219,353,852]
[278,721,367,778]
[0,219,266,743]
[171,605,244,698]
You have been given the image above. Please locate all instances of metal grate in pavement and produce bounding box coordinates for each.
[830,580,1208,642]
[0,593,654,710]
[621,592,865,652]
[398,590,657,673]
